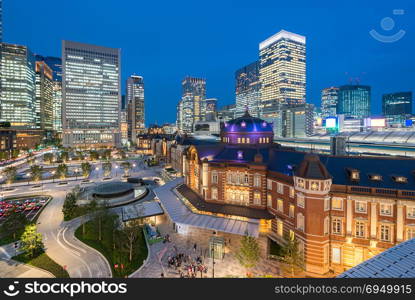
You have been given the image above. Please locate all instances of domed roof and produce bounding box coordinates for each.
[222,111,273,133]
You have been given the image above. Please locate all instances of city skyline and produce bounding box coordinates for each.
[4,0,414,125]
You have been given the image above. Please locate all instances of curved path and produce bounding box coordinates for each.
[3,157,161,278]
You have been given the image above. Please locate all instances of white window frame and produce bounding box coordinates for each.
[297,193,305,208]
[324,197,330,211]
[332,218,342,235]
[289,204,295,218]
[355,221,366,238]
[332,247,341,264]
[380,224,392,242]
[267,194,272,207]
[211,187,218,200]
[380,203,393,217]
[277,198,284,213]
[211,172,218,184]
[267,179,273,190]
[331,197,343,211]
[254,175,261,187]
[324,216,330,235]
[277,182,284,194]
[289,187,295,198]
[355,201,367,213]
[297,213,304,231]
[407,206,415,219]
[253,191,261,205]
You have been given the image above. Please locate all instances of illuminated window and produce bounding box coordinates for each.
[332,198,343,210]
[324,197,330,211]
[332,247,341,264]
[244,174,249,184]
[277,219,283,237]
[406,227,415,240]
[332,218,342,235]
[211,187,218,200]
[407,207,415,219]
[289,204,295,218]
[355,201,367,213]
[267,194,272,207]
[277,199,284,212]
[393,176,408,183]
[324,217,330,235]
[254,192,261,205]
[380,204,393,216]
[297,213,304,231]
[289,187,295,198]
[310,181,319,191]
[296,178,304,188]
[237,138,241,143]
[380,224,391,242]
[289,230,295,241]
[355,221,366,238]
[246,138,250,143]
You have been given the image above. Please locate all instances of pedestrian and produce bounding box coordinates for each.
[193,243,197,252]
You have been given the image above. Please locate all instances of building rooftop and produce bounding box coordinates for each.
[338,238,415,278]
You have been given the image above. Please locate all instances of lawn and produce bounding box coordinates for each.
[74,215,148,278]
[13,251,69,278]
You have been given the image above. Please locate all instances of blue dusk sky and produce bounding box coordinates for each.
[5,0,415,125]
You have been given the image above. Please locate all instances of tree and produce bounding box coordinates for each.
[76,151,85,161]
[121,222,140,262]
[0,209,28,240]
[103,149,111,160]
[81,162,92,178]
[4,166,17,184]
[30,165,43,182]
[121,161,131,177]
[56,163,68,179]
[20,224,44,259]
[43,153,54,164]
[60,151,69,162]
[279,235,304,278]
[62,192,77,220]
[235,232,261,275]
[102,161,112,177]
[89,150,99,161]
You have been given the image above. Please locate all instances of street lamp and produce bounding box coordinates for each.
[211,246,215,278]
[74,168,79,180]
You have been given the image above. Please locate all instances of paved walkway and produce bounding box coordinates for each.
[0,243,54,278]
[132,219,281,278]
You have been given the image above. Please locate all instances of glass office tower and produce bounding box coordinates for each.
[235,61,261,117]
[126,75,145,141]
[321,87,339,118]
[259,30,306,112]
[35,61,54,131]
[382,92,412,116]
[0,43,36,128]
[337,85,371,118]
[62,40,121,148]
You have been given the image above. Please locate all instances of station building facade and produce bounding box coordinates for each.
[172,111,415,276]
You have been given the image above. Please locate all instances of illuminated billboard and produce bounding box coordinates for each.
[369,118,386,127]
[325,117,337,129]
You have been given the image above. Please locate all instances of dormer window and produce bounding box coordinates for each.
[347,168,360,181]
[237,150,243,160]
[393,176,408,183]
[369,174,382,181]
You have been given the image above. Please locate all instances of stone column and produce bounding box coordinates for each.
[396,203,404,242]
[346,198,352,235]
[370,202,377,239]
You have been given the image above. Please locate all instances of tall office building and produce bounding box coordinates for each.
[235,61,261,117]
[337,85,371,118]
[259,30,306,114]
[203,98,217,121]
[382,92,412,116]
[35,61,53,131]
[267,103,314,138]
[0,0,3,43]
[35,56,63,132]
[0,43,36,128]
[177,76,206,133]
[321,87,339,118]
[126,75,145,141]
[62,40,121,148]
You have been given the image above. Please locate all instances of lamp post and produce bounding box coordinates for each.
[212,246,215,278]
[51,171,55,183]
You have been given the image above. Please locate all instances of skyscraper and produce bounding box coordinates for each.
[235,61,260,117]
[0,43,36,128]
[177,76,206,133]
[35,56,63,132]
[259,30,306,112]
[382,92,412,116]
[35,61,53,131]
[126,75,145,141]
[337,85,371,118]
[0,0,3,43]
[321,87,339,118]
[62,40,121,148]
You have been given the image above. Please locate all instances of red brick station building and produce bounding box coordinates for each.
[155,112,415,276]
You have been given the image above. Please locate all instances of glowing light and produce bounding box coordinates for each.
[237,150,243,159]
[241,121,246,127]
